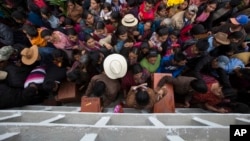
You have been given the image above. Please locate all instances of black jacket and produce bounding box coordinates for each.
[0,23,14,45]
[0,83,44,109]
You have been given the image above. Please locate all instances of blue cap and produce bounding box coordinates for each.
[230,15,250,25]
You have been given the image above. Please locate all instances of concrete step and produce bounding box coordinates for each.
[0,108,250,141]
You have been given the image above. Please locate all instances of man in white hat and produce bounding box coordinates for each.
[84,54,127,107]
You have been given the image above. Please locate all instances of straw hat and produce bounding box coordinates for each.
[103,54,127,79]
[121,14,138,27]
[214,32,230,45]
[21,45,39,65]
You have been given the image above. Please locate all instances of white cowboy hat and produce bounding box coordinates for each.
[121,14,138,27]
[103,54,127,79]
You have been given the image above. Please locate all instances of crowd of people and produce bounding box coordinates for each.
[0,0,250,113]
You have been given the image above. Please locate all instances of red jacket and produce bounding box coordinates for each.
[138,2,155,21]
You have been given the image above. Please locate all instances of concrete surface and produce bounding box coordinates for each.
[0,106,250,141]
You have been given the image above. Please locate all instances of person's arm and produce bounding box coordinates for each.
[156,76,173,89]
[193,55,214,79]
[99,35,112,47]
[216,68,231,87]
[205,103,228,113]
[84,78,95,96]
[125,89,136,108]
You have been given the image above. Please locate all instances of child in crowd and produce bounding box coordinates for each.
[100,2,112,21]
[148,26,169,52]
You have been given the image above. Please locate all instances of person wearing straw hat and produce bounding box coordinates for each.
[212,14,249,49]
[84,54,127,107]
[121,14,139,39]
[206,32,230,52]
[20,45,39,66]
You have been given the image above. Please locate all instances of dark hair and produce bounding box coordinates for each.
[110,11,121,21]
[102,2,112,11]
[41,29,53,38]
[169,29,180,37]
[84,34,94,42]
[82,11,92,20]
[52,49,67,59]
[145,0,154,5]
[206,0,218,5]
[140,41,150,50]
[66,28,77,36]
[156,27,169,37]
[190,79,208,93]
[40,6,52,17]
[129,47,139,55]
[196,38,209,52]
[11,10,26,21]
[67,0,82,5]
[173,52,186,62]
[132,64,143,74]
[22,24,38,38]
[190,24,206,35]
[228,31,244,40]
[147,49,158,58]
[89,51,101,66]
[111,25,127,46]
[127,0,137,7]
[135,89,150,106]
[67,69,80,82]
[93,81,106,96]
[94,21,106,30]
[64,17,75,26]
[157,3,167,13]
[72,49,82,56]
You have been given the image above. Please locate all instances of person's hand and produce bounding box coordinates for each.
[158,46,163,52]
[217,107,228,113]
[156,86,167,100]
[242,42,248,49]
[183,101,190,108]
[124,42,134,48]
[207,31,212,36]
[104,43,113,50]
[72,45,79,49]
[133,31,140,36]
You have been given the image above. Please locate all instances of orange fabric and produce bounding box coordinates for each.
[30,28,47,47]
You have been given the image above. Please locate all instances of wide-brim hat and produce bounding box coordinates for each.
[214,32,230,45]
[0,71,8,80]
[121,14,138,27]
[103,54,127,79]
[21,45,39,65]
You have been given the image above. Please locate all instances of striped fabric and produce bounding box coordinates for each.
[24,66,46,88]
